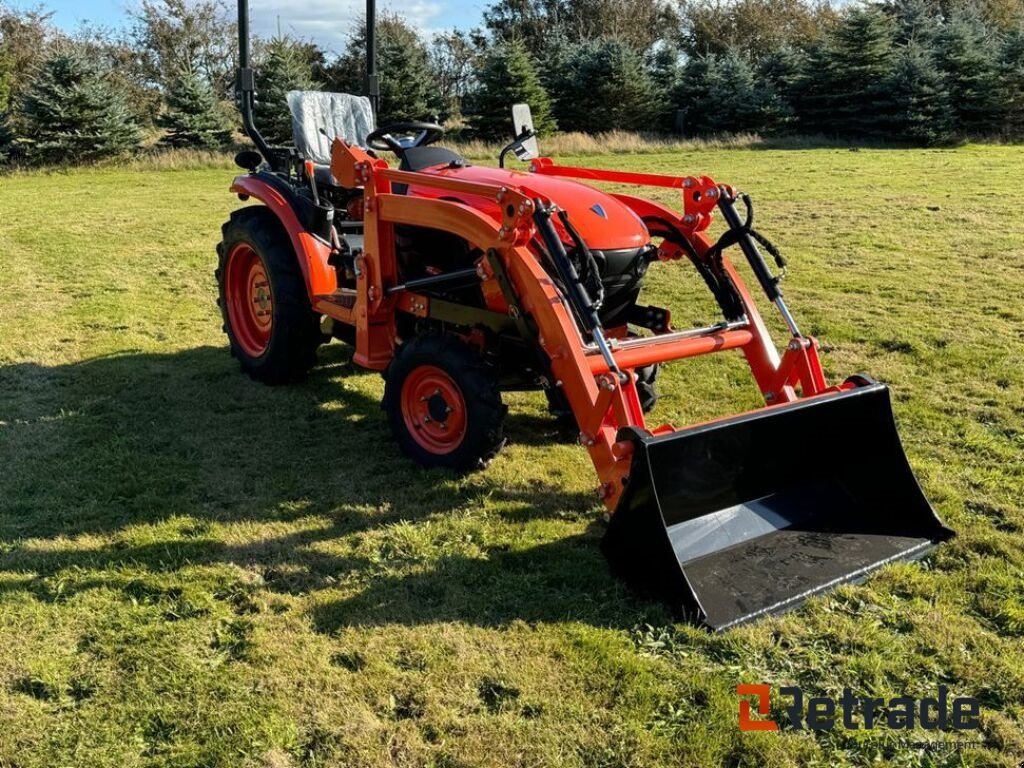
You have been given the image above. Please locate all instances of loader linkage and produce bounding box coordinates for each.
[223,0,952,630]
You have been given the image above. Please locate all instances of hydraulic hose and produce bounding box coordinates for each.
[643,215,745,321]
[715,191,802,336]
[533,201,620,374]
[716,193,782,302]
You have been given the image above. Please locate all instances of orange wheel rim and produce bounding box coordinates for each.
[400,365,468,454]
[225,244,272,357]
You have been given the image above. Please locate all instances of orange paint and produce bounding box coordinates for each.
[237,147,833,512]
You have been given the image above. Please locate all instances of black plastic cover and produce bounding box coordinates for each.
[398,146,468,172]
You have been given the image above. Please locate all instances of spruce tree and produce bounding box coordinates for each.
[467,39,555,141]
[328,14,438,124]
[535,26,574,106]
[887,40,954,144]
[648,46,682,132]
[19,50,141,164]
[674,49,789,136]
[889,0,942,45]
[825,8,899,138]
[553,39,656,133]
[673,55,712,135]
[254,36,318,146]
[375,18,438,122]
[935,6,1002,137]
[158,67,232,149]
[703,48,789,134]
[789,38,836,134]
[759,45,804,100]
[998,21,1024,137]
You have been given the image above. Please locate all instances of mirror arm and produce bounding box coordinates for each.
[498,129,536,169]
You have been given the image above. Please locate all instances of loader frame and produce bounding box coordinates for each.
[226,0,953,629]
[231,139,839,511]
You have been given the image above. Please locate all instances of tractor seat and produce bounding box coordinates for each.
[287,90,375,186]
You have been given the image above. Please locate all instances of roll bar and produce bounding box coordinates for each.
[236,0,379,167]
[366,0,380,117]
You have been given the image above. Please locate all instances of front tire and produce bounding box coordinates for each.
[216,207,321,384]
[545,363,659,428]
[383,334,506,471]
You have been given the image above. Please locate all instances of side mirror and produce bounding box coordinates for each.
[235,149,263,172]
[511,103,539,161]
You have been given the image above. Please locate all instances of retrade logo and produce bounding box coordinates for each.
[737,683,778,731]
[590,203,608,219]
[737,684,981,732]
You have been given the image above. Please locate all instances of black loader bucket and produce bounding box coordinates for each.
[602,382,953,631]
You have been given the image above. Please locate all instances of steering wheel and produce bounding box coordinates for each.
[366,121,445,155]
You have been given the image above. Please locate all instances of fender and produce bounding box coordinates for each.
[230,174,337,297]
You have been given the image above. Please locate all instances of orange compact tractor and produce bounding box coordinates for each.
[220,0,952,629]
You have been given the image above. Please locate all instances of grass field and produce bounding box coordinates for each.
[1,145,1023,767]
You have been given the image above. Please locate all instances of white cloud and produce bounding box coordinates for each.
[248,0,446,53]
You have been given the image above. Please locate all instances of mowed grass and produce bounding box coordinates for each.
[0,145,1022,768]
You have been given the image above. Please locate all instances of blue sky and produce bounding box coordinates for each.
[9,0,487,51]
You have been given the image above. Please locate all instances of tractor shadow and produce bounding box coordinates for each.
[0,344,663,629]
[502,411,579,448]
[308,527,648,632]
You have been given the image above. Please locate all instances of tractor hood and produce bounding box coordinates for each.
[406,164,649,251]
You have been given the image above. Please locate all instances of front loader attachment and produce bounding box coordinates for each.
[602,382,953,631]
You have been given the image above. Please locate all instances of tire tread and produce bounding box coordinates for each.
[216,206,320,384]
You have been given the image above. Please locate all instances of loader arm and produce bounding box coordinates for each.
[325,143,952,630]
[329,142,645,497]
[218,0,952,631]
[329,144,828,506]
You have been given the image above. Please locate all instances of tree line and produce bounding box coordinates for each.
[1,0,1023,166]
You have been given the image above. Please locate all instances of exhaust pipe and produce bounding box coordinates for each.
[236,0,274,164]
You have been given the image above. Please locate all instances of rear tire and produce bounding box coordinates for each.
[216,207,321,384]
[383,334,506,471]
[635,363,660,413]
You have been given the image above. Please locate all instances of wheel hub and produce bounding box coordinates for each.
[426,390,451,423]
[224,243,273,358]
[401,366,467,454]
[248,265,272,332]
